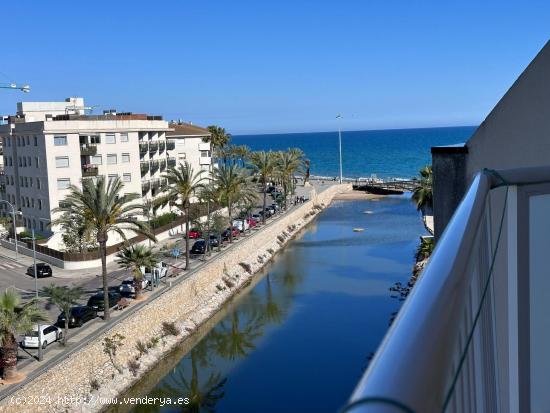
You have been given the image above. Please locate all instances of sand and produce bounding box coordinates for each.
[333,191,387,201]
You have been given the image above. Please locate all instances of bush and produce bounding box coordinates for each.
[162,321,180,337]
[239,262,252,274]
[267,248,274,255]
[135,340,148,356]
[128,359,140,377]
[150,212,178,229]
[90,378,100,391]
[18,231,46,240]
[147,336,160,349]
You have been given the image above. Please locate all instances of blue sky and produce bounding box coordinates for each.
[1,1,549,134]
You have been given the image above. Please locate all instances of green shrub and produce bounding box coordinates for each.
[162,321,180,337]
[150,212,178,229]
[18,231,46,240]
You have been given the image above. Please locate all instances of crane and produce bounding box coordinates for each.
[0,83,30,93]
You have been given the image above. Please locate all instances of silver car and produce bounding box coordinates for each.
[119,277,149,296]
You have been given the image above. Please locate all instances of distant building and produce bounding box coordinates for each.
[432,40,550,239]
[166,122,212,175]
[0,98,210,249]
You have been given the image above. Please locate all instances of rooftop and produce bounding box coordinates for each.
[167,122,210,137]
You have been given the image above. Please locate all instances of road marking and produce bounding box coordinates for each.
[0,261,25,270]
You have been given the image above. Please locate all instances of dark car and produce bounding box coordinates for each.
[222,227,239,241]
[26,263,52,278]
[87,291,122,311]
[209,234,220,248]
[57,306,97,328]
[191,239,207,255]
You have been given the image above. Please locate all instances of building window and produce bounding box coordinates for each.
[90,135,101,144]
[40,221,44,231]
[37,178,41,189]
[55,157,69,168]
[54,136,67,146]
[122,173,131,182]
[38,199,42,210]
[105,133,116,144]
[120,133,129,142]
[29,177,33,187]
[106,154,117,165]
[121,153,130,163]
[91,155,102,165]
[34,136,38,146]
[26,136,29,145]
[27,156,31,166]
[200,150,211,157]
[23,158,26,167]
[178,152,186,160]
[31,198,34,208]
[57,178,70,190]
[108,174,118,183]
[35,157,39,168]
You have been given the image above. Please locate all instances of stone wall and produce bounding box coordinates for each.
[0,184,349,413]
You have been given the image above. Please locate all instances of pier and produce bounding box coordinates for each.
[308,176,417,194]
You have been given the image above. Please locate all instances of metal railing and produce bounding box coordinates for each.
[140,161,149,175]
[166,139,175,150]
[345,167,550,413]
[80,143,97,156]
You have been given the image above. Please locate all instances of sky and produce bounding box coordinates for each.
[1,1,549,134]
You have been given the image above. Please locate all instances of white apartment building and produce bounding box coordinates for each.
[0,98,211,250]
[167,122,212,175]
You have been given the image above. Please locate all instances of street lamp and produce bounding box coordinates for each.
[21,229,42,361]
[0,200,21,259]
[0,83,30,93]
[336,114,343,184]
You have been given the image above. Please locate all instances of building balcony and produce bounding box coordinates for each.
[149,142,158,154]
[167,157,176,168]
[158,140,165,153]
[159,159,167,171]
[80,143,97,156]
[150,160,159,173]
[140,161,149,175]
[198,142,211,151]
[199,156,212,165]
[166,139,175,150]
[139,142,148,154]
[150,179,161,190]
[347,166,550,413]
[82,165,99,177]
[141,181,150,195]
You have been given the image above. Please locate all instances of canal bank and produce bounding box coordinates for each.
[110,193,427,413]
[0,184,350,413]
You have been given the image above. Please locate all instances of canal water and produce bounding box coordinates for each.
[115,195,426,413]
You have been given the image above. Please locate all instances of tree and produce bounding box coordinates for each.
[42,285,83,345]
[275,149,304,209]
[53,176,154,321]
[210,212,228,252]
[213,164,255,243]
[206,125,231,164]
[251,151,275,224]
[156,161,205,270]
[412,165,433,214]
[415,236,434,262]
[55,211,97,253]
[116,245,159,298]
[0,290,47,380]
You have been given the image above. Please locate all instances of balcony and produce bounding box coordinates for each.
[81,165,98,177]
[149,141,158,154]
[158,140,165,153]
[166,139,175,150]
[347,166,550,413]
[80,143,97,156]
[150,160,159,173]
[150,179,161,190]
[139,142,148,155]
[141,181,150,194]
[159,159,167,172]
[167,157,176,168]
[140,161,149,175]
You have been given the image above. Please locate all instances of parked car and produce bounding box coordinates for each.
[247,218,257,227]
[260,209,273,218]
[119,277,149,296]
[26,263,52,278]
[252,213,261,221]
[191,239,207,254]
[87,291,122,311]
[143,262,168,285]
[222,227,240,241]
[209,234,220,248]
[271,203,280,211]
[232,219,250,232]
[21,324,62,349]
[187,228,202,239]
[57,306,97,328]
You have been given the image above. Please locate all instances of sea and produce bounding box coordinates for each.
[233,126,475,179]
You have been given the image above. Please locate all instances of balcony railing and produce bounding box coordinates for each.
[158,140,165,153]
[141,181,150,194]
[159,159,167,171]
[149,141,158,154]
[346,167,550,413]
[150,160,159,173]
[166,139,175,150]
[167,157,176,168]
[80,143,97,156]
[140,161,149,175]
[150,179,161,190]
[81,165,99,177]
[139,142,148,154]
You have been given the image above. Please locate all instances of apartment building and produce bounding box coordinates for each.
[0,98,211,250]
[166,122,212,174]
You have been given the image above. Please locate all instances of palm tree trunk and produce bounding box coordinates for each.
[98,235,110,321]
[206,200,211,256]
[1,334,18,380]
[185,204,190,270]
[63,318,69,345]
[262,180,267,225]
[228,203,233,243]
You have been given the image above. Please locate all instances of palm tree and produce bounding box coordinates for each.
[213,164,255,243]
[206,125,231,164]
[196,184,219,256]
[251,151,275,224]
[212,310,263,360]
[116,245,159,298]
[0,290,47,379]
[275,150,304,209]
[42,285,83,345]
[412,165,433,213]
[53,176,154,321]
[156,161,205,270]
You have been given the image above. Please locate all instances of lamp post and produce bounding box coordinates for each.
[336,114,343,184]
[22,229,42,361]
[0,83,30,93]
[0,200,20,259]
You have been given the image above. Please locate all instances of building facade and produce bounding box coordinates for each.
[0,98,211,250]
[166,122,212,175]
